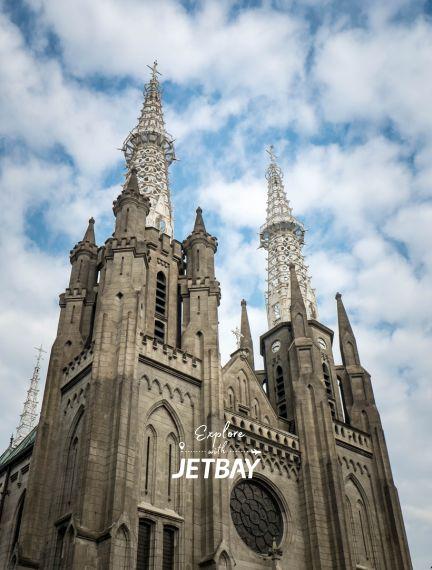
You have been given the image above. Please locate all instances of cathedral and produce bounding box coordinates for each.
[0,64,412,569]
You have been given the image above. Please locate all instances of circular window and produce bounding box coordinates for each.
[230,479,283,554]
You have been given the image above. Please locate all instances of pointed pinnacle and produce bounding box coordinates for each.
[335,292,361,367]
[240,299,254,368]
[193,207,207,233]
[126,168,140,194]
[83,217,96,244]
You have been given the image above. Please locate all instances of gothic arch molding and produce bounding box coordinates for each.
[144,399,185,442]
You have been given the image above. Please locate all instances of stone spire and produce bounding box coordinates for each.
[193,206,207,233]
[82,217,95,244]
[122,61,175,237]
[240,299,254,368]
[259,145,318,329]
[336,293,361,367]
[12,346,45,447]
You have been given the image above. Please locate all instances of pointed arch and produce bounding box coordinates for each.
[218,551,231,569]
[226,387,235,410]
[112,524,130,570]
[345,473,376,568]
[252,398,260,420]
[166,431,179,508]
[145,399,185,442]
[195,331,204,360]
[142,425,157,501]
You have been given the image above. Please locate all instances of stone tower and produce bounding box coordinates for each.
[0,66,412,570]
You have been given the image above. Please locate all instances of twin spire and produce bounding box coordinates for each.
[122,61,175,237]
[260,145,318,328]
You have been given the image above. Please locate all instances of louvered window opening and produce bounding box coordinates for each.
[156,272,167,316]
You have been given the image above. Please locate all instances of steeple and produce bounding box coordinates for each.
[260,145,317,328]
[112,168,151,241]
[122,61,175,237]
[82,217,95,244]
[12,346,45,448]
[183,207,218,281]
[240,299,254,368]
[69,217,98,290]
[193,206,207,233]
[335,293,361,367]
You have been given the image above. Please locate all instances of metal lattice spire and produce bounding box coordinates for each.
[259,146,318,328]
[12,345,45,448]
[122,61,175,237]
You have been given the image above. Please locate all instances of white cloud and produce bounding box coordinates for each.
[314,18,432,140]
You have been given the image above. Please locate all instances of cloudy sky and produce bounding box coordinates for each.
[1,0,431,566]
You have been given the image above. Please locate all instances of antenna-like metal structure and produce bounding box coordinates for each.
[259,146,318,328]
[122,60,176,237]
[12,345,45,447]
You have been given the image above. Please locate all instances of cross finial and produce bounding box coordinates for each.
[34,344,46,369]
[231,326,244,349]
[147,60,162,81]
[266,145,277,164]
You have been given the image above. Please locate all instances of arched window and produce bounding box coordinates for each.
[143,427,156,499]
[155,272,167,316]
[227,388,235,410]
[136,519,153,570]
[166,433,179,504]
[252,399,260,420]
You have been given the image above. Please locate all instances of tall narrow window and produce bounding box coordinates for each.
[168,443,172,500]
[154,320,165,342]
[136,520,153,570]
[155,272,167,315]
[337,376,350,424]
[323,363,335,418]
[275,366,288,419]
[322,363,333,398]
[66,436,79,506]
[144,436,151,495]
[125,208,129,233]
[162,526,176,570]
[176,285,182,348]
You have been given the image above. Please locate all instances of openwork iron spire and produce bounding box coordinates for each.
[12,345,45,447]
[122,61,175,237]
[259,146,317,328]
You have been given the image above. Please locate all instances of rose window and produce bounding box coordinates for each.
[230,479,283,554]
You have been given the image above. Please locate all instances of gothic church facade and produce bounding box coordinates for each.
[0,65,412,569]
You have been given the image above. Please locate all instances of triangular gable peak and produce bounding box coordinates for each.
[222,351,278,426]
